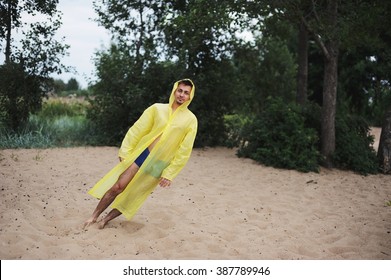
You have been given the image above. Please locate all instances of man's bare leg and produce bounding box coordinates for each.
[83,163,139,229]
[97,208,122,229]
[83,190,118,228]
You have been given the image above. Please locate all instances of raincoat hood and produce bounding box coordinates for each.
[169,79,195,109]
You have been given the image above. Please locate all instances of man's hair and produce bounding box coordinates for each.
[178,79,193,88]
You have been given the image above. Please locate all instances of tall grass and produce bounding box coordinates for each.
[37,97,88,118]
[0,97,93,148]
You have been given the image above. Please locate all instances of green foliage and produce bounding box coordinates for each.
[295,99,379,175]
[238,97,320,172]
[0,115,91,148]
[38,98,87,118]
[232,36,297,114]
[87,45,179,145]
[256,38,297,102]
[0,97,92,148]
[333,113,379,175]
[190,59,238,147]
[53,79,67,93]
[163,0,234,70]
[365,82,391,126]
[85,0,389,176]
[93,0,163,59]
[0,125,53,148]
[66,78,80,91]
[338,49,391,127]
[223,114,252,148]
[55,88,91,98]
[0,62,45,130]
[0,0,69,131]
[90,0,240,147]
[51,78,89,97]
[88,47,237,148]
[1,0,69,76]
[298,99,379,175]
[87,46,139,145]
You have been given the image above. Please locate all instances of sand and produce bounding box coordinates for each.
[0,128,390,260]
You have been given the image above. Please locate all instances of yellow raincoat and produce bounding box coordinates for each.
[88,79,197,220]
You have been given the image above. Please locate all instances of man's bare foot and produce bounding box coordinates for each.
[97,220,107,229]
[83,218,96,229]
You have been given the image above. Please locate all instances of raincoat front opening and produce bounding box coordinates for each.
[88,79,197,220]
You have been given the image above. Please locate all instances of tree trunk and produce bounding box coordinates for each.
[318,0,339,168]
[321,44,338,168]
[296,21,308,105]
[5,0,12,63]
[377,105,391,174]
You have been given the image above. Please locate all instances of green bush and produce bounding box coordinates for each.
[333,114,378,175]
[0,62,46,130]
[293,100,379,175]
[223,114,252,148]
[238,97,320,172]
[189,60,239,147]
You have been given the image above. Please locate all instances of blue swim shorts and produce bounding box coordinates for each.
[134,148,150,167]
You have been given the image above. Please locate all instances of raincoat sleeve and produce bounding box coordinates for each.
[161,117,198,181]
[118,105,155,160]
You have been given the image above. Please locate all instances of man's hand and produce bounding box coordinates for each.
[159,177,171,188]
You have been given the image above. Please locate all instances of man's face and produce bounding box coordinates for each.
[174,83,192,105]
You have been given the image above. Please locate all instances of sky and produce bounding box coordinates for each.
[50,0,111,88]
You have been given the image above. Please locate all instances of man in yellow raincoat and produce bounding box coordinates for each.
[83,79,197,229]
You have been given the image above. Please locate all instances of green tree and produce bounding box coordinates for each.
[52,78,66,93]
[0,0,69,130]
[90,0,241,146]
[88,44,178,145]
[162,0,241,146]
[93,0,165,73]
[0,62,41,129]
[66,78,80,91]
[243,0,390,168]
[231,35,297,115]
[261,0,340,167]
[89,1,173,144]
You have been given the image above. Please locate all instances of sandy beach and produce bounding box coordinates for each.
[0,128,390,260]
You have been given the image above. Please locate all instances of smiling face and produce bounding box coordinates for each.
[173,82,192,106]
